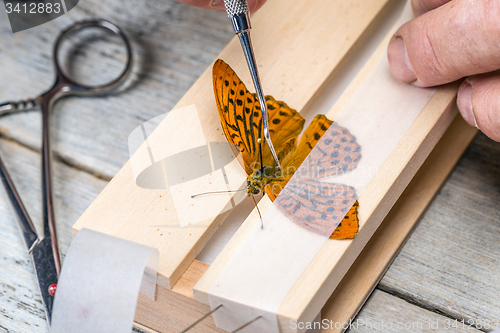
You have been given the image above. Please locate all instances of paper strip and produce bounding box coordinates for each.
[208,2,437,332]
[51,228,159,333]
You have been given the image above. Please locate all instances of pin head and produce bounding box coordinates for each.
[48,283,57,296]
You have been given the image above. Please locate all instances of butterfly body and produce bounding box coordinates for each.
[213,59,361,239]
[246,166,281,196]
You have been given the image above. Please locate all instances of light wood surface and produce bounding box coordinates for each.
[1,1,500,333]
[73,0,399,289]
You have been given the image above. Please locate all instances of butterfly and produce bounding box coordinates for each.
[212,59,361,239]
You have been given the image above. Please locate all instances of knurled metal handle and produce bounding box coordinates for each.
[223,0,249,17]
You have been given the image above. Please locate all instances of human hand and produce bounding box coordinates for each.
[387,0,500,141]
[174,0,267,13]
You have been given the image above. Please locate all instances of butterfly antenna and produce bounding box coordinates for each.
[258,138,264,175]
[191,188,246,198]
[252,194,264,229]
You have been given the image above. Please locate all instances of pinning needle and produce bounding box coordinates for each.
[180,304,223,332]
[222,0,281,169]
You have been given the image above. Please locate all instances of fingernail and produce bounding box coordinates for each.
[211,0,226,10]
[247,0,257,13]
[388,36,417,83]
[457,81,478,128]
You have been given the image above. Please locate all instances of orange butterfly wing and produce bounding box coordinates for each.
[264,114,332,200]
[330,200,359,239]
[213,59,360,239]
[274,179,358,237]
[213,59,304,174]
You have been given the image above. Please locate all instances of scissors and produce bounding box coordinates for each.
[222,0,281,169]
[0,19,132,325]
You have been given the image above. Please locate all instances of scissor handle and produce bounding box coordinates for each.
[37,20,133,277]
[52,19,133,97]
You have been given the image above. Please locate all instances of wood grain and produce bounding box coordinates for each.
[0,138,107,333]
[347,290,481,333]
[0,1,234,180]
[379,132,500,331]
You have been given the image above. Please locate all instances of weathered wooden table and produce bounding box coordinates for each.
[0,1,498,332]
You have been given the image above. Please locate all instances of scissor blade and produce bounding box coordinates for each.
[31,237,58,325]
[0,155,39,251]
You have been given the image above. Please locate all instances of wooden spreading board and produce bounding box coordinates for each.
[73,0,400,288]
[72,0,476,332]
[133,115,476,333]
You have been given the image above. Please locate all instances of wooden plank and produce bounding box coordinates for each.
[0,138,107,333]
[171,260,209,300]
[346,290,481,333]
[379,132,500,331]
[321,115,477,332]
[73,0,398,289]
[135,283,224,333]
[279,79,460,331]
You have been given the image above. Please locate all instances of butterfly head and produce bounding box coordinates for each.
[246,166,281,196]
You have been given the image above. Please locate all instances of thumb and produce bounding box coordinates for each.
[388,0,500,87]
[457,74,500,142]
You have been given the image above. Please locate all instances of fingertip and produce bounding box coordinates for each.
[248,0,267,13]
[387,35,417,83]
[209,0,226,11]
[458,75,500,142]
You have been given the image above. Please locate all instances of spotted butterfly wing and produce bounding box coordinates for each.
[213,59,304,173]
[213,59,361,239]
[264,114,333,201]
[266,117,361,239]
[275,179,358,237]
[303,122,361,178]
